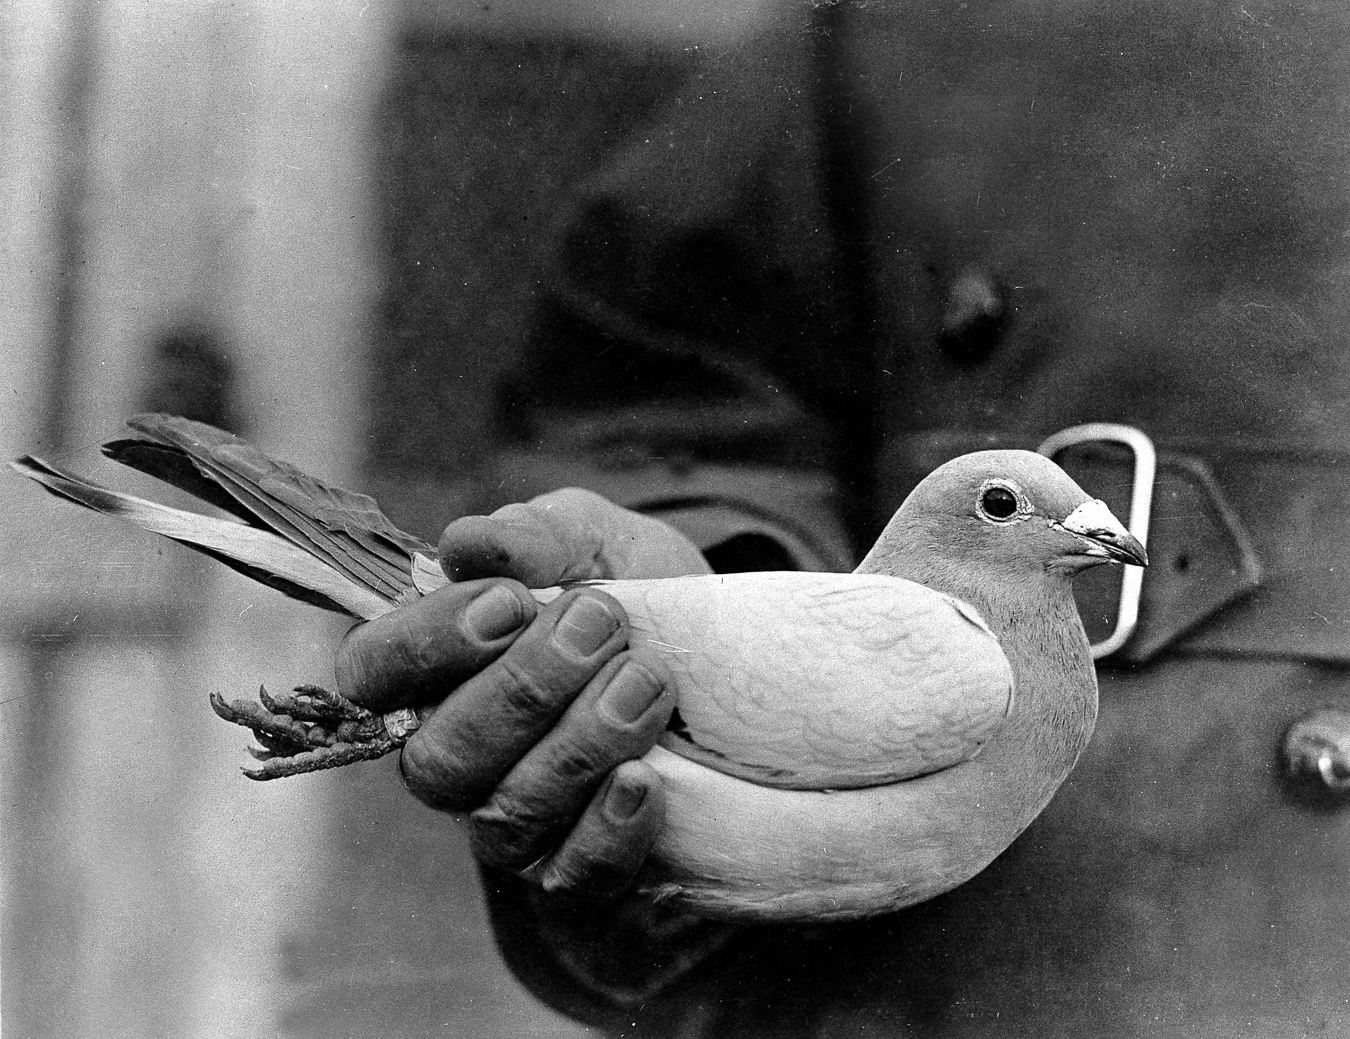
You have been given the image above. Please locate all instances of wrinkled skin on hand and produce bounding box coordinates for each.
[335,489,711,896]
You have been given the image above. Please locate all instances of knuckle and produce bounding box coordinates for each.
[468,795,554,870]
[491,501,543,525]
[540,847,629,898]
[333,623,372,700]
[491,503,566,549]
[386,609,441,674]
[399,735,475,812]
[519,494,608,577]
[530,487,603,512]
[495,656,571,723]
[537,854,589,894]
[547,733,616,784]
[536,772,662,897]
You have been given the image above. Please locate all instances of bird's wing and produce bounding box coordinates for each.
[603,572,1015,790]
[107,414,434,604]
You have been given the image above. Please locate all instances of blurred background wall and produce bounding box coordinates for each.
[1,1,776,1036]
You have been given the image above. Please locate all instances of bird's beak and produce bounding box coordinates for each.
[1052,499,1149,567]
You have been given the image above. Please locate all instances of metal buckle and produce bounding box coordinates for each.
[1037,423,1156,660]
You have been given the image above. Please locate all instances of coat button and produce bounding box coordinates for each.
[1281,707,1350,806]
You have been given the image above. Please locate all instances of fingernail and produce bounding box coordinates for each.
[598,661,662,725]
[604,774,647,820]
[553,596,619,657]
[465,585,525,641]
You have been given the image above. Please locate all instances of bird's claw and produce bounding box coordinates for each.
[209,685,421,780]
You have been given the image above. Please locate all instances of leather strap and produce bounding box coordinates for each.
[884,432,1350,665]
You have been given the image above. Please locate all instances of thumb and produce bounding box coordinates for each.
[439,488,710,586]
[438,495,606,586]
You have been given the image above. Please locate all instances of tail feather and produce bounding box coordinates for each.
[12,454,395,619]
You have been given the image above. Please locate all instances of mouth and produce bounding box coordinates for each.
[1052,498,1149,567]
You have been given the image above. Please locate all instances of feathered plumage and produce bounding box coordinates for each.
[12,415,1145,921]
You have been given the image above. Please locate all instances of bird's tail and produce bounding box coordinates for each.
[11,413,448,621]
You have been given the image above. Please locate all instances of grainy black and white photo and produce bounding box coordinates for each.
[4,1,1349,1036]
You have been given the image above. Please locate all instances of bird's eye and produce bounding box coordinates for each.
[979,485,1020,521]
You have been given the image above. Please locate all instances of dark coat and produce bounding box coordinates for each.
[483,3,1350,1035]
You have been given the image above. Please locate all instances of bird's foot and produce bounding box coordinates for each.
[209,684,421,780]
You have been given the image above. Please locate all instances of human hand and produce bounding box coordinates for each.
[335,489,710,896]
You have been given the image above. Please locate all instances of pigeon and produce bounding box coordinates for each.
[12,413,1146,922]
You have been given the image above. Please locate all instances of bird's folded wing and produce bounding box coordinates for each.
[106,414,433,604]
[11,455,396,621]
[603,572,1016,790]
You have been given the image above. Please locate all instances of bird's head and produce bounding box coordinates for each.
[860,450,1148,584]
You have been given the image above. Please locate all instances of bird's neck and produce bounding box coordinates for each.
[970,581,1099,808]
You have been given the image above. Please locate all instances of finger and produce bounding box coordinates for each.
[531,487,712,579]
[535,760,666,899]
[438,502,604,585]
[334,578,536,712]
[467,655,674,871]
[399,589,627,811]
